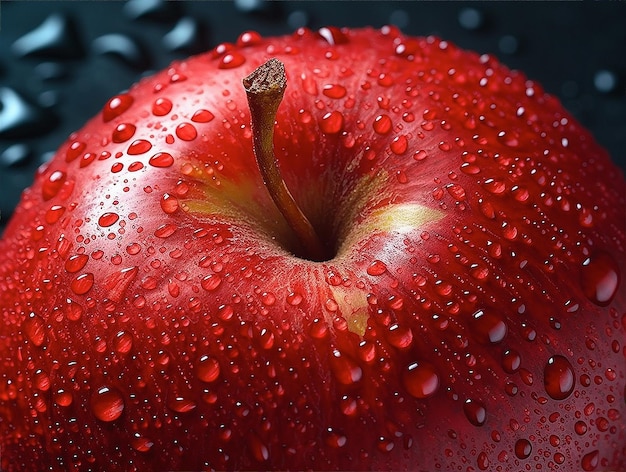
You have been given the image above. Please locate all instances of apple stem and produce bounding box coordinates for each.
[243,58,328,261]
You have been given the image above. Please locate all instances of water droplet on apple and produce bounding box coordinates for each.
[191,109,215,123]
[65,298,84,321]
[373,114,392,134]
[65,140,86,162]
[367,260,387,276]
[176,122,197,141]
[197,355,220,382]
[131,434,154,452]
[218,304,234,321]
[103,94,133,122]
[387,323,413,349]
[152,97,172,116]
[325,428,347,448]
[218,52,246,69]
[65,254,89,273]
[469,309,507,344]
[463,398,486,426]
[501,349,521,373]
[514,438,532,459]
[249,433,270,462]
[54,388,73,407]
[581,450,599,471]
[112,330,133,354]
[320,111,344,134]
[317,26,349,45]
[168,395,197,413]
[149,152,174,168]
[322,83,347,99]
[98,212,119,227]
[286,291,303,306]
[201,274,222,291]
[120,136,148,155]
[331,349,362,385]
[42,170,66,200]
[309,318,329,339]
[580,251,620,306]
[70,273,94,295]
[160,193,179,214]
[154,223,177,238]
[112,123,136,143]
[91,386,124,422]
[45,204,66,224]
[390,135,408,155]
[403,361,439,399]
[477,451,490,470]
[544,355,575,400]
[24,312,46,346]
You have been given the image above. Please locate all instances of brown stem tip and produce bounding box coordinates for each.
[243,59,328,261]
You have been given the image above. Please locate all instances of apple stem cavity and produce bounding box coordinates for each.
[243,58,329,262]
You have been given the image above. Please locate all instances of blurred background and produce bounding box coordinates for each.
[1,1,625,234]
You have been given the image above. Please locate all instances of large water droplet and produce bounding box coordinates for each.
[176,122,198,141]
[373,114,392,134]
[544,355,575,400]
[98,212,119,228]
[580,251,620,306]
[320,111,344,134]
[367,260,387,276]
[152,97,173,116]
[71,273,94,295]
[103,94,134,122]
[581,450,599,471]
[469,309,507,344]
[149,152,174,168]
[42,170,66,200]
[322,84,347,99]
[197,355,220,382]
[112,123,136,143]
[514,438,532,459]
[65,254,89,273]
[91,386,124,422]
[24,312,46,346]
[331,350,362,385]
[463,399,486,426]
[403,361,439,399]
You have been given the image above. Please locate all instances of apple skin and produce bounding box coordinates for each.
[0,25,625,471]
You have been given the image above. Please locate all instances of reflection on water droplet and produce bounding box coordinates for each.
[322,84,347,99]
[42,170,66,200]
[152,97,172,116]
[91,386,124,422]
[201,274,222,291]
[98,212,119,227]
[331,349,362,385]
[112,123,136,143]
[113,331,133,354]
[160,193,179,214]
[65,254,89,273]
[103,94,133,122]
[581,449,599,471]
[192,109,215,123]
[367,260,387,276]
[176,122,197,141]
[219,52,246,69]
[320,111,344,134]
[373,114,392,134]
[197,355,220,382]
[463,398,486,426]
[581,252,620,306]
[128,139,152,155]
[544,355,575,400]
[403,361,439,399]
[71,272,94,295]
[514,438,532,459]
[149,152,174,168]
[24,312,46,346]
[469,309,507,344]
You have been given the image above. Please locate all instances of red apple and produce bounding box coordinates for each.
[0,26,624,471]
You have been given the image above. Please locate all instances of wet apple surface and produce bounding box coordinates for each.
[1,24,625,472]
